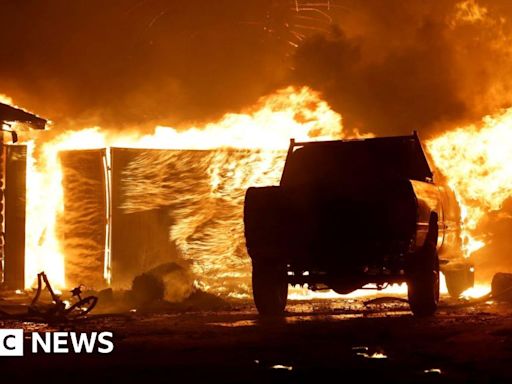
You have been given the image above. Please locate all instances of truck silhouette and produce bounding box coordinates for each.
[244,133,474,316]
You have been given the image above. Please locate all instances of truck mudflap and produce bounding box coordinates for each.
[244,186,285,259]
[244,186,301,262]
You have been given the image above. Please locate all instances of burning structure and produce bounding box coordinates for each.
[0,85,505,303]
[4,2,512,382]
[0,101,46,290]
[20,87,344,297]
[1,1,512,302]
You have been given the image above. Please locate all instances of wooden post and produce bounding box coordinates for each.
[4,145,26,290]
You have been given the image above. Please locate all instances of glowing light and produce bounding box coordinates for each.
[271,365,294,371]
[427,107,512,258]
[460,284,491,299]
[16,86,510,299]
[23,86,346,290]
[288,284,409,300]
[0,94,14,106]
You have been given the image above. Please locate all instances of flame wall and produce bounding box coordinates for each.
[58,147,286,298]
[22,87,345,292]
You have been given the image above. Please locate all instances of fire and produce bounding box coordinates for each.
[12,86,509,300]
[23,86,346,290]
[0,94,14,106]
[427,108,512,257]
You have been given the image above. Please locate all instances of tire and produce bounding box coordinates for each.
[252,261,288,316]
[407,215,440,317]
[444,266,474,298]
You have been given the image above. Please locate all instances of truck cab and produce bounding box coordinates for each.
[244,133,473,316]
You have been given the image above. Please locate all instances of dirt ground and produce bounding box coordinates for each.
[1,293,512,383]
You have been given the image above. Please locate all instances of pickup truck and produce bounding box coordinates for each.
[244,133,474,316]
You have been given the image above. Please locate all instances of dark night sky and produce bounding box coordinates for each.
[2,0,512,137]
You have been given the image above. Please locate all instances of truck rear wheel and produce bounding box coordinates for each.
[252,261,288,316]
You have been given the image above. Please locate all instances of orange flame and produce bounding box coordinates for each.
[24,86,346,290]
[13,86,504,300]
[427,108,512,257]
[0,94,14,106]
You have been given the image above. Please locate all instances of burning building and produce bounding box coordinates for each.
[0,83,502,304]
[0,101,46,290]
[9,87,346,298]
[1,1,512,302]
[3,2,512,382]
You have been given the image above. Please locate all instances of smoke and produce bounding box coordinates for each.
[3,0,512,137]
[292,0,512,137]
[0,0,288,129]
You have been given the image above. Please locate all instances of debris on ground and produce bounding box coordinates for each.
[0,271,97,323]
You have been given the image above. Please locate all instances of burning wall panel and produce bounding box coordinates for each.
[60,149,107,289]
[110,148,185,289]
[113,148,285,297]
[58,146,285,297]
[4,145,26,290]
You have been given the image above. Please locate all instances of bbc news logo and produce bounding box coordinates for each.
[0,330,114,356]
[0,330,23,356]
